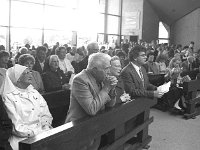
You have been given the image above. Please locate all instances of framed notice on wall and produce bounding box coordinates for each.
[122,11,140,35]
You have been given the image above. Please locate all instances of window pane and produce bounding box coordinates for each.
[77,30,99,47]
[159,22,169,38]
[44,6,73,30]
[44,30,72,47]
[97,34,104,44]
[107,16,119,34]
[73,10,103,34]
[11,28,42,48]
[159,39,169,44]
[11,1,43,28]
[0,0,9,26]
[99,0,105,13]
[108,0,120,15]
[16,0,43,4]
[44,0,76,7]
[108,35,119,48]
[0,27,7,47]
[97,14,104,33]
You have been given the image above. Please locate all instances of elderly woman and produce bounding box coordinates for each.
[18,54,45,93]
[110,56,130,103]
[42,55,70,92]
[1,64,53,150]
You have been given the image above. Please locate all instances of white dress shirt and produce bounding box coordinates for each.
[131,62,143,79]
[58,57,75,74]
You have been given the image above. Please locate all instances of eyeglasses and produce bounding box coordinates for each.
[139,54,146,57]
[23,70,32,75]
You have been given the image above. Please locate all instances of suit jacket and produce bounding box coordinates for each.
[42,68,69,92]
[32,58,44,75]
[115,76,125,104]
[65,69,116,122]
[77,56,89,73]
[121,62,157,99]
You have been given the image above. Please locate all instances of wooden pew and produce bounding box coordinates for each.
[42,90,70,127]
[19,97,156,150]
[183,79,200,119]
[148,74,165,87]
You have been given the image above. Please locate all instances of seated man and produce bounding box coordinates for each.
[65,53,118,150]
[121,45,163,99]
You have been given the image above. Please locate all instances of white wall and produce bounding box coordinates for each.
[171,8,200,51]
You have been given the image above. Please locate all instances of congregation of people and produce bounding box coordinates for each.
[0,39,200,150]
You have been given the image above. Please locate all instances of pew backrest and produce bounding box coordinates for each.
[183,79,200,119]
[19,98,156,150]
[42,90,70,127]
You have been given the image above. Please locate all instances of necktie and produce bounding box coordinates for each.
[139,68,144,87]
[189,63,192,71]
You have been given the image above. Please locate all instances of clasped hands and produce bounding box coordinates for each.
[103,75,118,92]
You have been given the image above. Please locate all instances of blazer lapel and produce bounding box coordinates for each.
[85,70,100,94]
[128,63,144,86]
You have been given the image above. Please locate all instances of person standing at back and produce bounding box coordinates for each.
[32,46,47,75]
[78,42,99,73]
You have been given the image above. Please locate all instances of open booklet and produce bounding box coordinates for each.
[157,81,171,94]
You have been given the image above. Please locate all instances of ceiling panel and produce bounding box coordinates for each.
[147,0,200,25]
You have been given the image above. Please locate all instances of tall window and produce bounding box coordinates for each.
[97,0,121,48]
[0,0,122,52]
[158,22,169,44]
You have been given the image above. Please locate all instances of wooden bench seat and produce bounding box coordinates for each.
[19,97,156,150]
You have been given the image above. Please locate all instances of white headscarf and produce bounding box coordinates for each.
[0,64,27,95]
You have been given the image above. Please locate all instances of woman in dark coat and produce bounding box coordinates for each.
[42,55,70,92]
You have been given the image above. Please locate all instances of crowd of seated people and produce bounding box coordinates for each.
[1,39,200,149]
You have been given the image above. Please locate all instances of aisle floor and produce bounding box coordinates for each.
[148,109,200,150]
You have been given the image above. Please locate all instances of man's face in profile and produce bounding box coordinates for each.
[136,52,147,65]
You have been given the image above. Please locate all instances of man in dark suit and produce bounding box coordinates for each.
[78,42,99,73]
[32,46,47,74]
[121,45,163,99]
